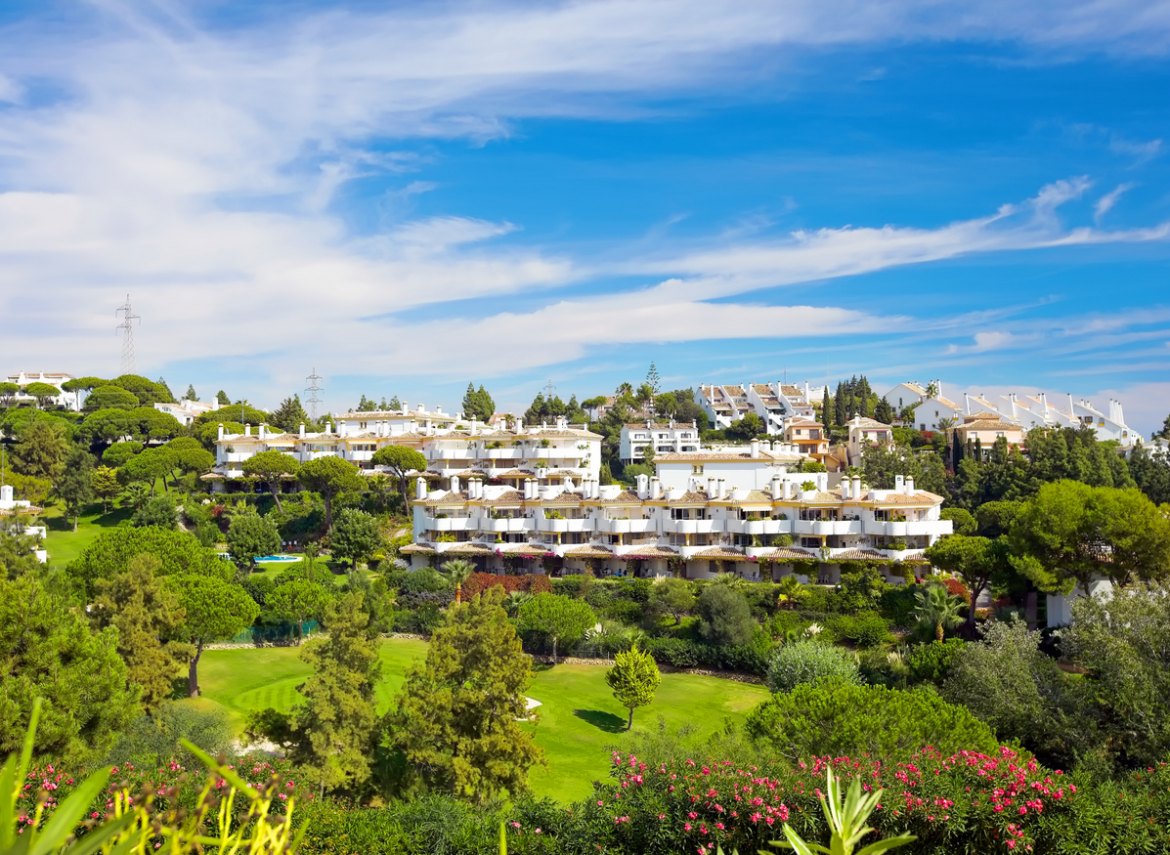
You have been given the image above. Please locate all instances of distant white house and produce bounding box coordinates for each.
[3,371,79,411]
[154,399,220,426]
[844,416,894,467]
[883,381,1139,447]
[0,484,47,563]
[619,421,701,462]
[698,381,824,435]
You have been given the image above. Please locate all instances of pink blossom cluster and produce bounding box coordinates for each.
[586,747,1073,853]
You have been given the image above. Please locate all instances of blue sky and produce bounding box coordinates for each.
[1,1,1169,432]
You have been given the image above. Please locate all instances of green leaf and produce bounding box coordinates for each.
[855,833,917,855]
[180,739,259,800]
[62,812,137,855]
[0,755,19,851]
[499,821,508,855]
[29,767,111,855]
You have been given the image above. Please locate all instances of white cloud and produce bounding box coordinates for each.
[1094,182,1135,222]
[0,1,1169,398]
[944,331,1022,355]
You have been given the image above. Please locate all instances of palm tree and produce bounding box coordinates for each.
[503,590,533,617]
[440,558,476,604]
[913,583,964,642]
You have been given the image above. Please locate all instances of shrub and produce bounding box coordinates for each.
[642,636,707,669]
[767,640,861,692]
[573,746,1076,855]
[944,619,1096,771]
[825,611,893,648]
[696,584,755,646]
[879,584,920,627]
[463,572,552,600]
[857,648,908,688]
[905,639,966,685]
[552,575,593,599]
[746,682,999,761]
[107,701,234,766]
[835,565,887,613]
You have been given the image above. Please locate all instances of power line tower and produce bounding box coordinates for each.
[305,367,324,421]
[544,379,556,400]
[114,294,141,374]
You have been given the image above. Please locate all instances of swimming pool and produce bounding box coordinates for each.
[255,554,302,563]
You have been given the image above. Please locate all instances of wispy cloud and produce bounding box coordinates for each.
[0,1,1168,406]
[1094,182,1135,222]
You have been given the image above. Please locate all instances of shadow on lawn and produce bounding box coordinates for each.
[46,507,132,532]
[573,709,626,733]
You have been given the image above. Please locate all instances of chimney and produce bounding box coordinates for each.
[244,423,251,437]
[841,479,851,500]
[450,475,461,495]
[750,439,760,458]
[636,473,649,500]
[770,474,782,500]
[217,423,224,440]
[894,474,904,491]
[470,416,478,435]
[259,423,266,439]
[415,476,427,500]
[905,476,915,495]
[650,476,661,499]
[717,478,726,499]
[707,476,717,497]
[852,475,862,499]
[783,480,794,500]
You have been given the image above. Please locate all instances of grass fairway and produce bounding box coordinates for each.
[198,639,767,803]
[41,504,134,569]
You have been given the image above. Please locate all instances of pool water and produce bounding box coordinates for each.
[255,554,302,563]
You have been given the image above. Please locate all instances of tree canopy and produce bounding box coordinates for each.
[461,383,496,422]
[606,646,661,729]
[391,588,541,803]
[299,456,364,532]
[516,592,595,663]
[168,574,259,696]
[242,450,300,509]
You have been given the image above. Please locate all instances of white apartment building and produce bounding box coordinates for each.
[2,372,79,411]
[335,402,458,435]
[406,458,952,583]
[212,416,602,488]
[619,421,701,462]
[885,382,1138,447]
[698,381,823,435]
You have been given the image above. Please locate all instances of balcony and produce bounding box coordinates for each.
[662,518,718,535]
[726,518,788,536]
[482,447,522,460]
[428,448,467,460]
[598,517,655,535]
[793,519,861,536]
[481,517,533,533]
[537,517,591,533]
[428,517,474,532]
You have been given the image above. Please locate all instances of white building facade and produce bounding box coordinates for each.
[2,372,79,411]
[618,421,701,462]
[407,458,952,583]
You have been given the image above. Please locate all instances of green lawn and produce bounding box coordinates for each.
[197,639,768,803]
[41,504,134,569]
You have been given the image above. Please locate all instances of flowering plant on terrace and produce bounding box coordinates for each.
[572,747,1076,855]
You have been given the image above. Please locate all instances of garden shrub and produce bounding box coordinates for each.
[834,565,887,613]
[746,682,999,760]
[943,619,1094,771]
[696,584,755,646]
[462,572,552,600]
[764,609,809,640]
[825,611,893,648]
[552,575,593,599]
[879,584,920,627]
[905,638,965,685]
[766,640,860,692]
[857,647,908,688]
[798,584,835,614]
[108,701,234,766]
[642,636,706,669]
[572,747,1080,855]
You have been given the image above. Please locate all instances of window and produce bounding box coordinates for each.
[692,464,704,475]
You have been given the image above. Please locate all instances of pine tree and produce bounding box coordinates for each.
[92,555,192,712]
[390,588,541,803]
[294,592,382,796]
[606,646,662,729]
[56,447,95,530]
[822,387,833,428]
[184,384,197,401]
[271,394,311,432]
[834,382,847,427]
